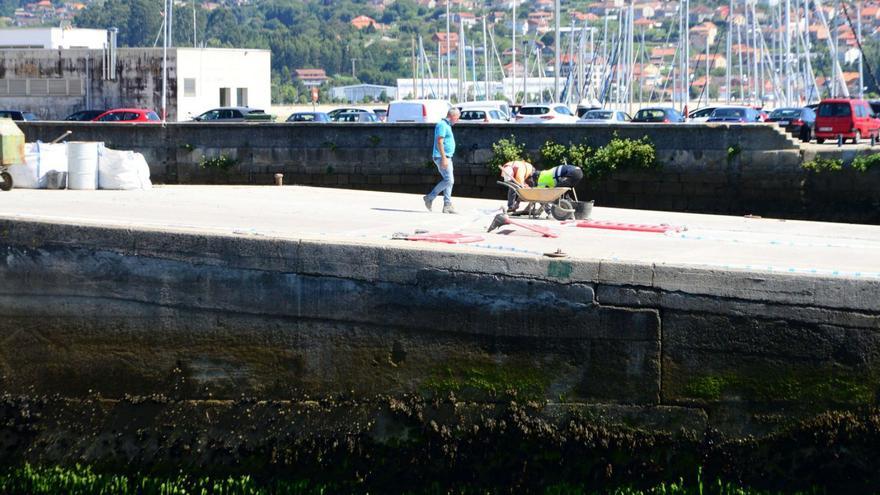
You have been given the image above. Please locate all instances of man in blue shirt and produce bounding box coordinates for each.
[423,108,460,214]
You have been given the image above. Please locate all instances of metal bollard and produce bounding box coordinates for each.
[274,173,284,186]
[837,134,843,147]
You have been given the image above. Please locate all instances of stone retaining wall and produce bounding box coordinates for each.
[17,122,880,223]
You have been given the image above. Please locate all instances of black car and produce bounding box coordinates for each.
[632,107,684,123]
[64,109,107,121]
[707,106,762,123]
[0,110,38,121]
[766,107,816,142]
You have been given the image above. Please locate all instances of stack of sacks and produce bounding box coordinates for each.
[4,142,152,190]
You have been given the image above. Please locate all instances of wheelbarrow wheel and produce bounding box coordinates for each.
[0,172,12,191]
[551,199,575,221]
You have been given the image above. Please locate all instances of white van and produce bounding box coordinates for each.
[386,99,451,123]
[458,100,512,121]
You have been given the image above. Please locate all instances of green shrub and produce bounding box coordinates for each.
[540,140,569,167]
[852,153,880,172]
[488,135,656,179]
[802,157,843,173]
[199,154,237,171]
[587,135,657,178]
[488,135,529,175]
[567,142,594,169]
[540,140,595,169]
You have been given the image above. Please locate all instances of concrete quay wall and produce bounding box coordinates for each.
[20,121,880,223]
[1,218,879,441]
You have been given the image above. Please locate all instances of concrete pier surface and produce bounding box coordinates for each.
[1,184,879,279]
[1,184,880,446]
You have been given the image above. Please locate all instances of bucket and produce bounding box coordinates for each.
[44,170,67,190]
[67,141,100,190]
[573,200,594,220]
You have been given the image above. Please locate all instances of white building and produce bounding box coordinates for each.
[176,48,272,120]
[0,28,270,121]
[0,27,109,49]
[330,84,397,103]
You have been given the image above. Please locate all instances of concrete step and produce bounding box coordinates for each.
[767,123,805,150]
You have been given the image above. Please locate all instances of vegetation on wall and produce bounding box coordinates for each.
[497,135,657,179]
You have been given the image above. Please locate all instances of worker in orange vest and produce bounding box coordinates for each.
[499,160,535,213]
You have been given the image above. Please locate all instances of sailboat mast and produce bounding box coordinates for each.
[483,16,489,101]
[512,0,517,103]
[554,0,561,101]
[446,0,451,99]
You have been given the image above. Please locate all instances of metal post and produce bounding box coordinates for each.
[161,0,168,122]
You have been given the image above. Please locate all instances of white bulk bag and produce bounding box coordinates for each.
[98,147,152,190]
[6,142,40,189]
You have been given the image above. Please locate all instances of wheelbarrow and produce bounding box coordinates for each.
[497,180,578,221]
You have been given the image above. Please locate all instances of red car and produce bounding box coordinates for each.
[92,108,161,122]
[814,98,880,144]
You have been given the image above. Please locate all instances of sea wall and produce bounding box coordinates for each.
[19,121,880,222]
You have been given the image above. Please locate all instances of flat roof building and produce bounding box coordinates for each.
[0,44,270,121]
[0,27,109,49]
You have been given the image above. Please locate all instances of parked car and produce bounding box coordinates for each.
[576,100,602,118]
[632,107,684,123]
[814,98,880,144]
[706,106,762,123]
[385,99,451,123]
[327,107,375,122]
[514,104,578,123]
[459,100,511,120]
[766,107,816,142]
[869,101,880,118]
[687,106,718,122]
[92,108,161,122]
[577,109,631,123]
[458,107,508,123]
[64,109,106,121]
[0,110,38,121]
[333,111,380,123]
[286,112,330,123]
[192,107,272,122]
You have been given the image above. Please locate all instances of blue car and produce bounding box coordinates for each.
[286,112,330,123]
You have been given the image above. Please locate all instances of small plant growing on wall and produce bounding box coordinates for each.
[587,134,657,178]
[802,157,843,173]
[488,135,529,175]
[852,153,880,173]
[199,154,237,171]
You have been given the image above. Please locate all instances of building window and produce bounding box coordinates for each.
[219,87,231,106]
[236,88,248,107]
[184,78,196,97]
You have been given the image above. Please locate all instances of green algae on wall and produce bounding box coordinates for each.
[421,358,555,399]
[683,368,877,406]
